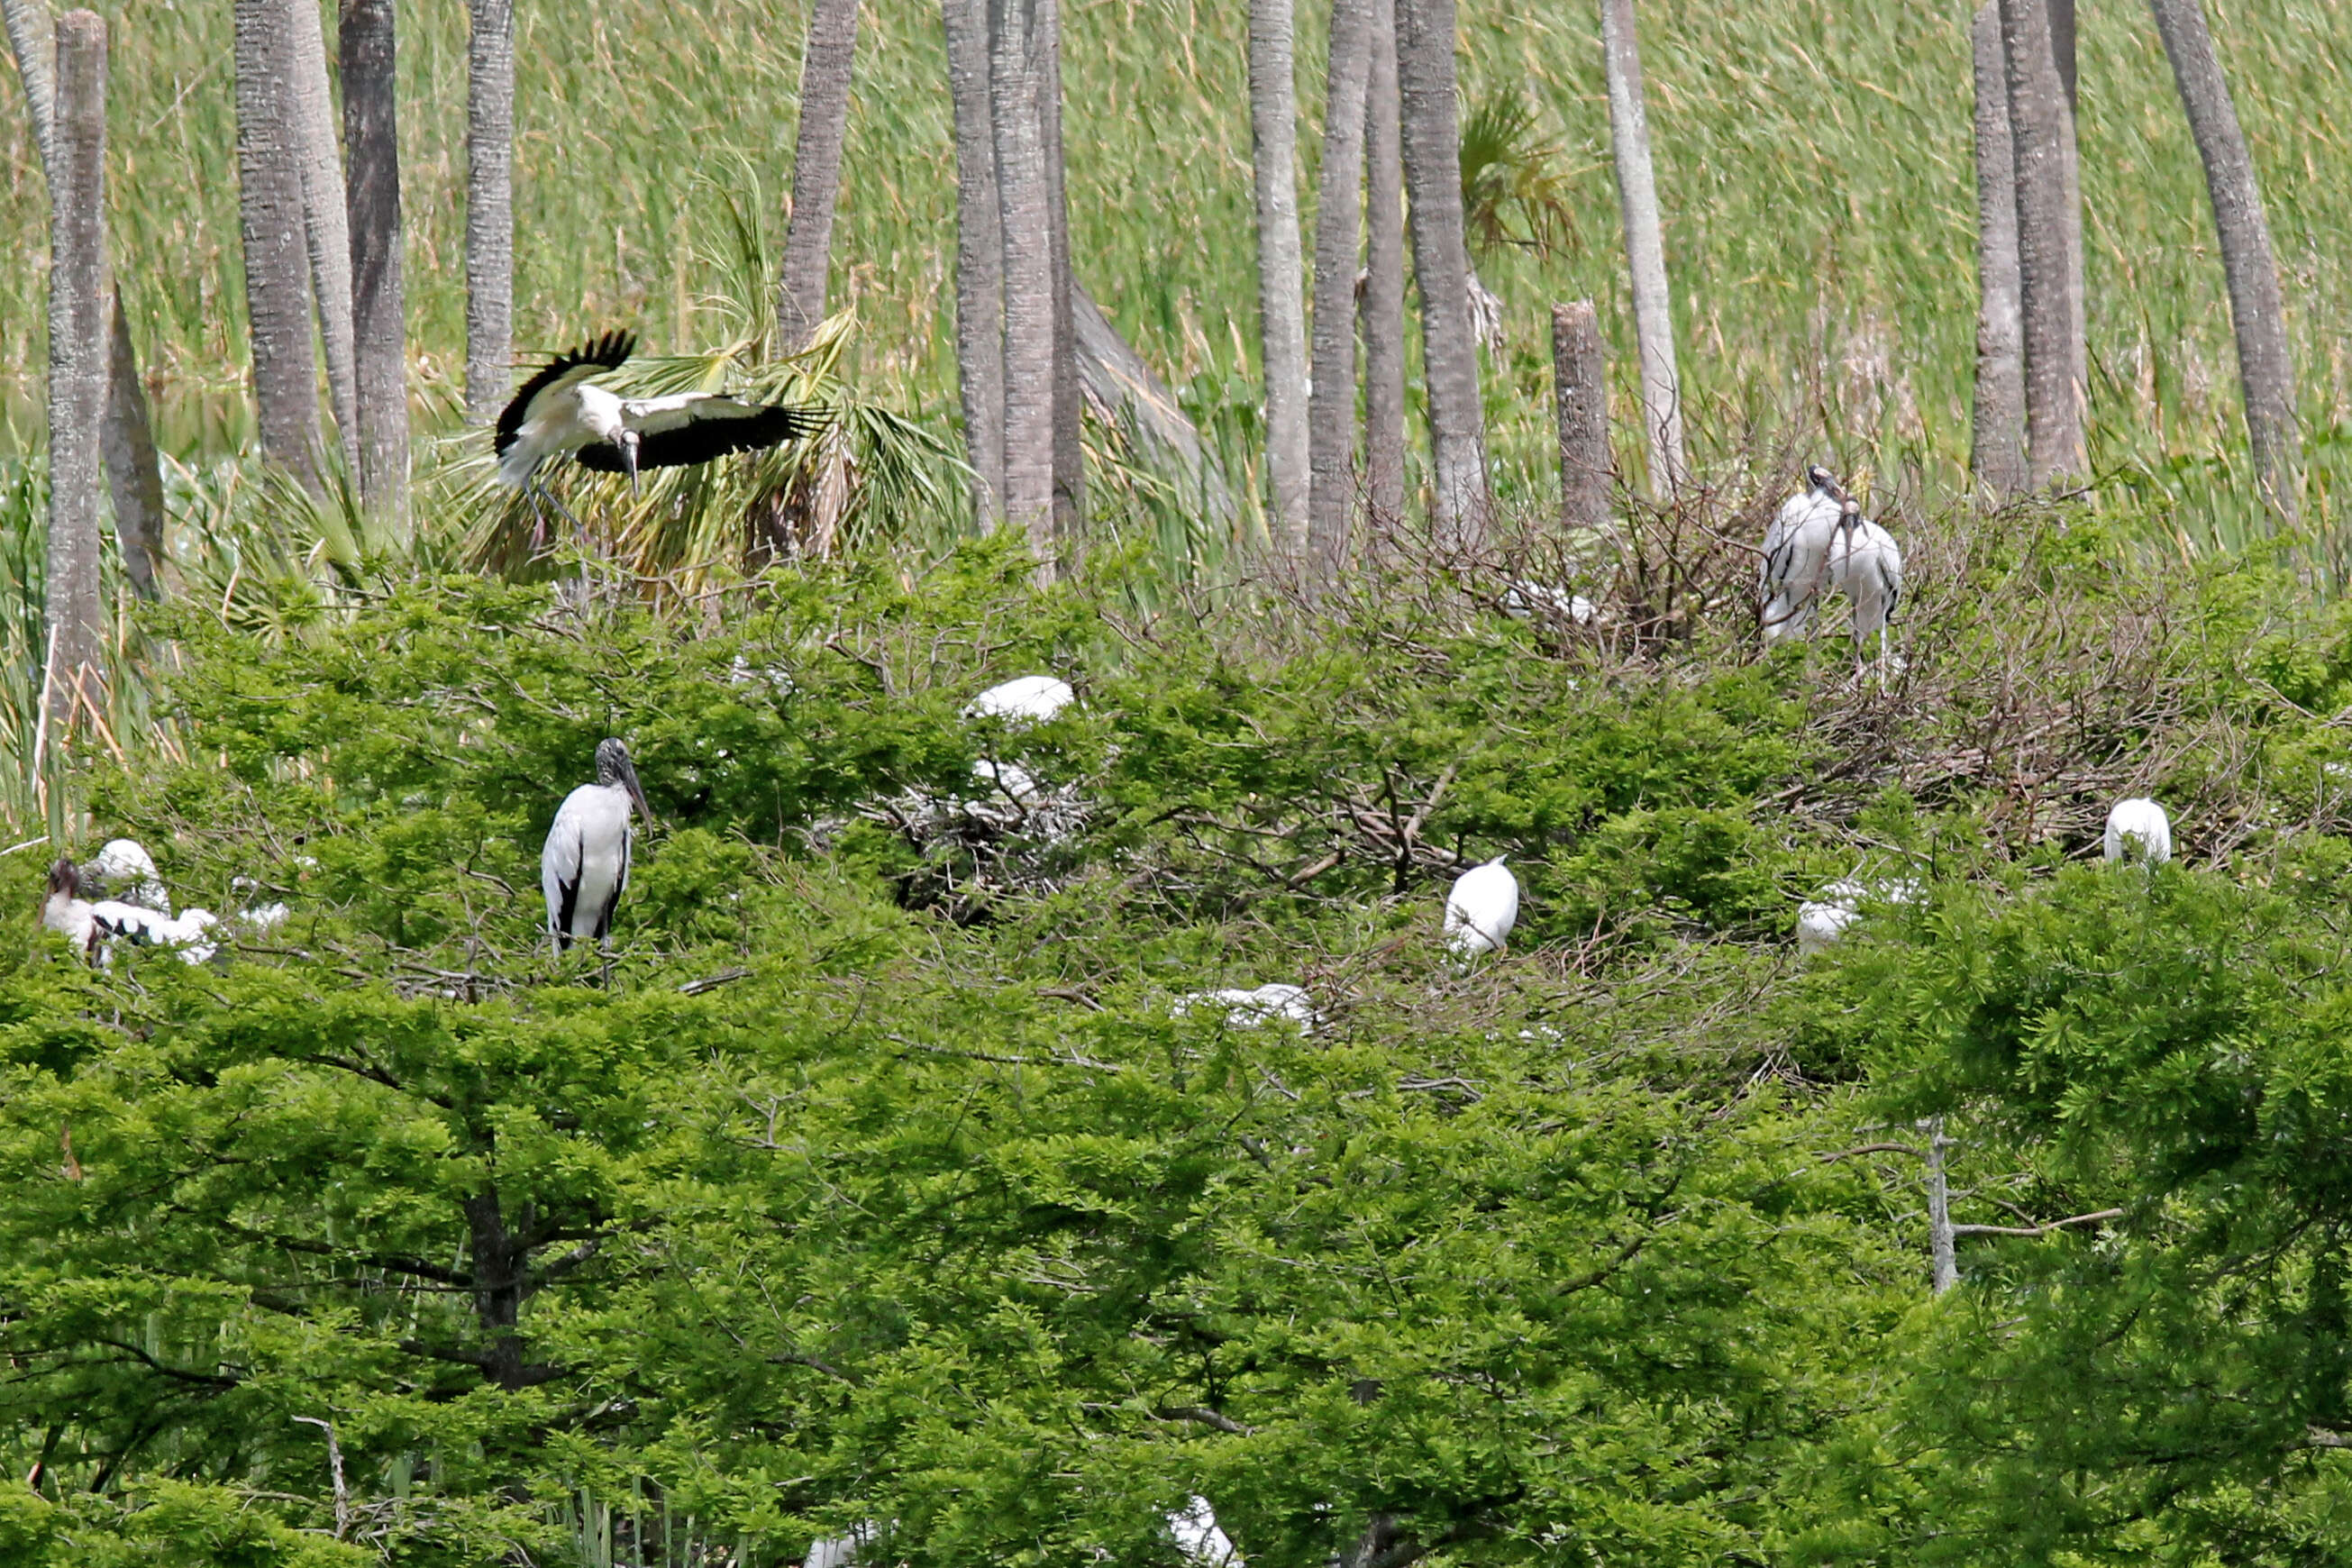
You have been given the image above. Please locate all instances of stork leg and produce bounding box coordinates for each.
[523,476,584,559]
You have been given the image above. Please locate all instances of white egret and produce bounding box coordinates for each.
[1826,497,1903,667]
[1761,465,1846,643]
[1173,983,1319,1035]
[542,739,654,953]
[2103,798,2173,866]
[1445,855,1520,958]
[493,331,826,494]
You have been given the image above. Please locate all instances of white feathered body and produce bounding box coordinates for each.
[542,780,637,947]
[966,674,1075,725]
[1173,983,1318,1035]
[1760,488,1844,643]
[1828,515,1904,643]
[2103,798,2173,865]
[87,838,170,916]
[1445,856,1520,957]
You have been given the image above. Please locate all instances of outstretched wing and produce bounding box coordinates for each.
[495,330,637,459]
[578,397,831,473]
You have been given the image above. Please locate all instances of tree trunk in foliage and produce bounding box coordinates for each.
[104,292,164,600]
[1600,0,1683,498]
[1039,0,1082,543]
[1394,0,1487,548]
[1361,0,1406,530]
[465,0,515,423]
[1306,0,1373,577]
[1,0,55,176]
[2148,0,2300,515]
[1552,300,1610,535]
[287,0,359,477]
[1926,1119,1959,1295]
[989,0,1056,566]
[1970,3,2027,499]
[778,0,860,352]
[235,0,324,488]
[1999,0,2085,484]
[944,0,1005,526]
[1249,0,1311,554]
[342,0,408,524]
[46,11,105,736]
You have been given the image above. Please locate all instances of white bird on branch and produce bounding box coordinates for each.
[43,860,216,966]
[1445,855,1520,959]
[542,739,654,954]
[965,675,1075,725]
[2102,798,2173,866]
[1827,497,1904,670]
[1173,983,1319,1035]
[494,331,827,495]
[78,837,171,916]
[1796,877,1921,956]
[1760,464,1845,644]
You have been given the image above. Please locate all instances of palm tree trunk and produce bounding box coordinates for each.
[46,9,105,737]
[2,0,55,175]
[943,0,1005,527]
[1249,0,1311,554]
[778,0,860,352]
[1999,0,2085,484]
[287,0,359,476]
[1039,0,1082,543]
[1970,2,2026,498]
[2147,0,2299,515]
[1394,0,1487,549]
[103,290,164,599]
[1306,0,1374,576]
[235,0,324,488]
[465,0,515,423]
[342,0,408,524]
[1360,0,1406,530]
[1551,300,1610,533]
[1600,0,1683,499]
[988,0,1055,565]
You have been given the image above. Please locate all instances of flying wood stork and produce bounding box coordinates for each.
[493,331,827,493]
[2103,798,2172,865]
[542,739,654,953]
[1445,855,1520,959]
[1760,465,1845,644]
[1827,497,1904,667]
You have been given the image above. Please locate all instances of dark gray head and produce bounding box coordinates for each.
[46,857,79,899]
[1839,497,1863,532]
[616,429,643,495]
[594,738,654,819]
[1807,464,1839,496]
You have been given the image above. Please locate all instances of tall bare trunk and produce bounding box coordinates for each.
[1249,0,1310,553]
[1600,0,1682,498]
[989,0,1055,565]
[1040,0,1081,543]
[2148,0,2300,515]
[1394,0,1487,548]
[1925,1119,1958,1295]
[1360,0,1406,530]
[342,0,407,524]
[1970,3,2027,498]
[1551,301,1610,534]
[778,0,860,352]
[943,0,1004,526]
[104,292,164,599]
[46,10,105,737]
[287,0,358,475]
[2000,0,2085,484]
[465,0,515,423]
[1306,0,1374,575]
[235,0,324,488]
[2,0,55,175]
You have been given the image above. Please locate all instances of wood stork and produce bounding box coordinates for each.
[1502,579,1599,626]
[1796,877,1921,956]
[1826,497,1904,668]
[965,674,1074,725]
[1173,982,1319,1035]
[1760,465,1845,644]
[43,859,217,966]
[78,837,169,916]
[2103,798,2173,865]
[542,739,654,953]
[493,331,827,493]
[1445,855,1520,958]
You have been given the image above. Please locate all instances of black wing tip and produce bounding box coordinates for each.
[493,328,641,452]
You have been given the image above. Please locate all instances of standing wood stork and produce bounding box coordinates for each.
[2103,798,2173,865]
[1760,465,1846,643]
[542,739,654,953]
[1445,855,1520,958]
[1827,497,1904,669]
[493,331,827,494]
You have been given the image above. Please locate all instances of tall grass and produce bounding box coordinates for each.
[0,0,2347,546]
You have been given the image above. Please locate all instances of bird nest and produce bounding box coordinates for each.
[863,772,1094,923]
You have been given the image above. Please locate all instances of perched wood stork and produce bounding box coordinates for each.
[1173,982,1319,1035]
[1760,465,1846,644]
[2103,798,2173,865]
[542,739,654,953]
[1502,579,1599,626]
[1796,877,1921,956]
[493,331,827,493]
[965,674,1075,725]
[1445,855,1520,958]
[78,837,169,916]
[43,859,217,966]
[1826,497,1904,667]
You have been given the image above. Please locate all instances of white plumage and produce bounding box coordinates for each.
[1445,855,1520,958]
[1173,983,1319,1035]
[542,739,653,951]
[1795,878,1921,956]
[1501,579,1598,626]
[1760,466,1846,644]
[43,859,217,966]
[965,674,1075,725]
[1168,1496,1244,1566]
[81,837,170,916]
[1827,498,1904,661]
[2103,798,2173,865]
